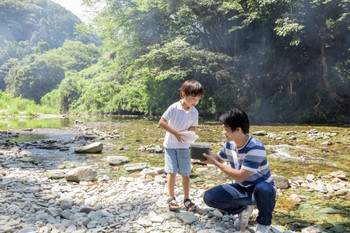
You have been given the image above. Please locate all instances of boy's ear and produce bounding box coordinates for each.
[181,91,186,98]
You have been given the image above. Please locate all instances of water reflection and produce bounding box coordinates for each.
[0,117,70,130]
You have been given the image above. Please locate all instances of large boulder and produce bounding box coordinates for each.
[75,142,103,154]
[65,166,97,182]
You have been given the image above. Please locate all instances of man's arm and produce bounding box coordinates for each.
[202,153,254,183]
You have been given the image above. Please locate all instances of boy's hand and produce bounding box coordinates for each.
[174,130,185,143]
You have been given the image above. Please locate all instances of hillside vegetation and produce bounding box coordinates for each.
[0,0,101,103]
[1,0,350,123]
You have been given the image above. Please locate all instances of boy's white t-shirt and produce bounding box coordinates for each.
[162,101,199,149]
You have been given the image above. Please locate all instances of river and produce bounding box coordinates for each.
[0,116,349,232]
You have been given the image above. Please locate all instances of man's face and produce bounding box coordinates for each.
[222,124,237,141]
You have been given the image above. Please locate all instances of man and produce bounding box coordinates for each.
[202,108,276,233]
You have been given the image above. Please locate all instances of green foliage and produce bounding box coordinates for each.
[63,0,348,123]
[4,0,350,122]
[0,0,101,95]
[274,17,304,45]
[0,90,57,115]
[4,41,101,103]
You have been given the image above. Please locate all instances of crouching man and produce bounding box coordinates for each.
[202,108,276,233]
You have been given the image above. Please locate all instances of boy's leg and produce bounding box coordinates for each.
[168,173,177,198]
[181,175,196,211]
[164,149,178,198]
[203,183,253,214]
[175,148,191,195]
[253,182,276,226]
[177,148,196,211]
[164,149,180,211]
[167,173,179,211]
[182,175,190,200]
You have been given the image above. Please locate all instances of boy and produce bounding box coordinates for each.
[202,108,276,233]
[158,80,203,212]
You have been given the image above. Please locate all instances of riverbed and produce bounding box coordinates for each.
[0,116,349,232]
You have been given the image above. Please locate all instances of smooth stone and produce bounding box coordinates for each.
[75,142,103,154]
[124,163,148,172]
[106,156,130,165]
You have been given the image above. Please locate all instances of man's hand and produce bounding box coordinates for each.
[202,153,218,164]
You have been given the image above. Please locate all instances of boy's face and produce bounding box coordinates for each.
[222,124,238,141]
[182,93,201,109]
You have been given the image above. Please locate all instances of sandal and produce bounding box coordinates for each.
[184,198,196,211]
[167,197,179,212]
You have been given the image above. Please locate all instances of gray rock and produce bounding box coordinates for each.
[65,166,97,182]
[301,225,327,233]
[46,169,68,179]
[272,175,290,189]
[140,167,165,177]
[88,210,103,221]
[252,130,267,136]
[197,229,221,233]
[319,207,342,214]
[150,216,164,223]
[60,200,73,210]
[329,170,346,179]
[106,156,130,165]
[178,212,197,224]
[79,205,93,213]
[60,210,71,219]
[136,218,153,227]
[75,142,103,154]
[19,150,33,157]
[124,163,148,172]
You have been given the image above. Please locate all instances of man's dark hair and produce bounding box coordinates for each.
[219,108,250,134]
[180,80,203,97]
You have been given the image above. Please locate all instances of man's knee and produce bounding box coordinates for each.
[203,190,215,206]
[254,182,276,197]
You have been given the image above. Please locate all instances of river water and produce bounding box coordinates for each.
[0,116,349,231]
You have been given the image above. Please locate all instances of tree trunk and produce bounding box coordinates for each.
[320,43,350,109]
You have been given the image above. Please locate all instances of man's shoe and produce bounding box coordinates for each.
[233,205,254,229]
[256,224,271,233]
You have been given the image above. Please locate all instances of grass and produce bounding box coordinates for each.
[0,90,58,116]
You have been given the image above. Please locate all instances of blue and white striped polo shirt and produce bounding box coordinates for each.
[218,135,274,187]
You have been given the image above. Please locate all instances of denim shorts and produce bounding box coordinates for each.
[164,148,191,176]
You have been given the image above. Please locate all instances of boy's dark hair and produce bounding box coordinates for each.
[181,80,203,97]
[219,108,250,134]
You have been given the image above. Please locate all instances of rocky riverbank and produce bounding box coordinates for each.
[0,123,349,233]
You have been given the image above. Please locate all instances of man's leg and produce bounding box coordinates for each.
[203,183,253,214]
[253,182,276,226]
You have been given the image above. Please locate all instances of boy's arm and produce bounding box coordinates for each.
[187,126,197,131]
[203,153,254,183]
[158,117,185,143]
